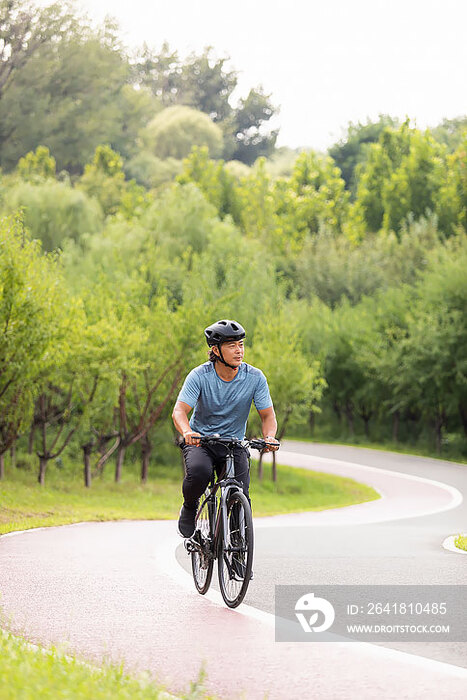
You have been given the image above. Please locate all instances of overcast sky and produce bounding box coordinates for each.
[73,0,467,150]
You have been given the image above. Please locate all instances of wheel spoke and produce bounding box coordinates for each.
[218,491,253,608]
[191,491,214,594]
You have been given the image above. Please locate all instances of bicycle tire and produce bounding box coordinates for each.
[218,490,253,608]
[191,493,215,594]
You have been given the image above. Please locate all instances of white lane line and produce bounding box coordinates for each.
[258,450,463,523]
[442,535,467,555]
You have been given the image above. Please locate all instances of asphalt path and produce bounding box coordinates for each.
[176,442,467,668]
[1,442,466,699]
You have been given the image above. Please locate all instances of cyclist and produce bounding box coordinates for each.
[172,319,279,538]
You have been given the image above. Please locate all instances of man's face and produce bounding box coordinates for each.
[216,339,244,367]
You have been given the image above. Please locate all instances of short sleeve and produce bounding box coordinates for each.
[253,371,273,411]
[177,369,201,408]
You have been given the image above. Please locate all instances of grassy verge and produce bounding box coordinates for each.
[0,629,213,699]
[0,459,379,535]
[288,435,467,464]
[454,534,467,552]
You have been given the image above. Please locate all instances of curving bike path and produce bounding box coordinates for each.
[1,442,466,699]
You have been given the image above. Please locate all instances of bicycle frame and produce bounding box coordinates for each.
[187,442,246,559]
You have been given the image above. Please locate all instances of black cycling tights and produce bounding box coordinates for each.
[181,442,250,510]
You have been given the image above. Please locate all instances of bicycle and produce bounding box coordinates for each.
[184,435,279,608]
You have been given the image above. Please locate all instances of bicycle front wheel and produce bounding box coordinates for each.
[218,490,253,608]
[191,494,214,595]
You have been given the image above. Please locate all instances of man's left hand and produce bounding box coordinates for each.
[263,436,280,453]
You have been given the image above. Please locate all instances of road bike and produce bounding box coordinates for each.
[184,435,279,608]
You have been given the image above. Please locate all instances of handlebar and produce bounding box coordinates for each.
[197,435,280,452]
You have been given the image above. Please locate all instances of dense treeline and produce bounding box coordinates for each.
[0,0,277,172]
[0,2,466,485]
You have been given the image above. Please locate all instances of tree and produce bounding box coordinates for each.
[247,308,325,480]
[0,214,65,476]
[4,179,103,251]
[177,147,242,223]
[329,115,400,192]
[430,116,467,153]
[0,4,134,172]
[79,145,149,218]
[0,0,74,100]
[178,48,237,123]
[17,145,56,181]
[142,106,224,160]
[227,88,278,164]
[75,284,143,487]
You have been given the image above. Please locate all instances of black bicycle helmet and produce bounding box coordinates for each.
[204,319,246,347]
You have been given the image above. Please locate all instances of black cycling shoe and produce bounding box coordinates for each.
[177,505,196,538]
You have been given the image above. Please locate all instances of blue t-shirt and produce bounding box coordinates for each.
[177,362,272,439]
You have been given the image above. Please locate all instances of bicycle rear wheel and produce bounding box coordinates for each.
[218,490,253,608]
[191,493,214,594]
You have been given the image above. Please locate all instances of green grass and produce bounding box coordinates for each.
[0,457,379,535]
[454,534,467,552]
[0,629,213,700]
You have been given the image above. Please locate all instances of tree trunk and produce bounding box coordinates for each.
[258,451,263,480]
[459,402,467,437]
[392,411,400,443]
[0,453,4,480]
[362,414,371,438]
[309,410,315,435]
[38,457,48,486]
[28,423,35,454]
[115,444,125,482]
[434,412,444,454]
[141,435,152,484]
[344,401,354,435]
[271,450,277,483]
[333,401,342,423]
[10,443,17,468]
[83,445,92,488]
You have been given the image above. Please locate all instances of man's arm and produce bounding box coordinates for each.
[172,401,201,445]
[257,406,279,452]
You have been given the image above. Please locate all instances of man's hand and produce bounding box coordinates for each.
[183,430,202,446]
[262,436,280,453]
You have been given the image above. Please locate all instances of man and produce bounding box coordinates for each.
[172,319,279,538]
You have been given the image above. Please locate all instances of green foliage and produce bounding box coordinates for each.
[3,180,103,251]
[125,151,182,189]
[79,145,149,218]
[177,147,242,222]
[248,309,326,438]
[227,87,278,164]
[430,116,467,152]
[134,43,278,164]
[454,534,467,551]
[295,214,442,307]
[0,214,65,452]
[17,145,56,181]
[350,122,457,238]
[0,6,132,172]
[135,43,237,122]
[143,105,224,160]
[329,115,400,192]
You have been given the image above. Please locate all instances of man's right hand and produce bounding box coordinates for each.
[183,430,202,445]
